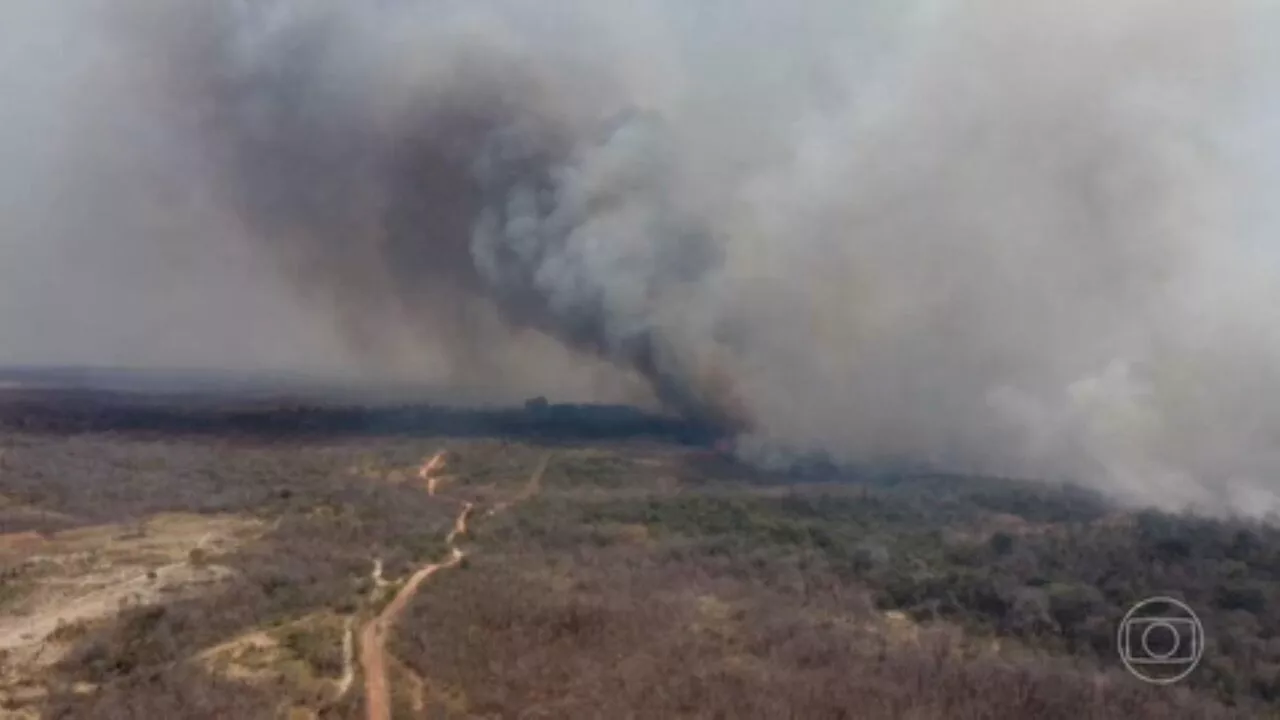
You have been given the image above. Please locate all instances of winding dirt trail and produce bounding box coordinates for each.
[360,451,549,720]
[333,616,356,701]
[445,503,473,546]
[360,546,464,720]
[420,450,450,496]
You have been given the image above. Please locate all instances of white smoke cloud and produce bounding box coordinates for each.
[4,0,1280,515]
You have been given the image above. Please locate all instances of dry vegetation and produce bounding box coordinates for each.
[0,392,1276,718]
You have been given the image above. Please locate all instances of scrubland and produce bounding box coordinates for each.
[0,397,1275,718]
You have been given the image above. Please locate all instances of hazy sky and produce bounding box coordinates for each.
[3,1,1280,515]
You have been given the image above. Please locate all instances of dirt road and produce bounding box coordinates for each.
[360,544,464,720]
[419,450,450,496]
[360,451,549,720]
[445,503,473,546]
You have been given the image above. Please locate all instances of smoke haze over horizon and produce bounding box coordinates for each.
[3,0,1280,516]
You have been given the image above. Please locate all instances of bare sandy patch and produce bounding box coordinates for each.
[0,514,263,664]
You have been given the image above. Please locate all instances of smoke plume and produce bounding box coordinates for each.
[4,0,1280,515]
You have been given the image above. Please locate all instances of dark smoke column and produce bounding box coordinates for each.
[182,3,748,434]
